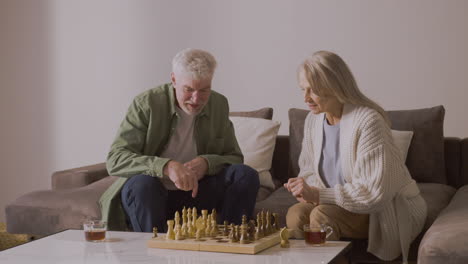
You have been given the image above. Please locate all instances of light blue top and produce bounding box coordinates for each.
[318,116,345,188]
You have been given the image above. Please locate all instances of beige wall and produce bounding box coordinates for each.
[1,0,467,222]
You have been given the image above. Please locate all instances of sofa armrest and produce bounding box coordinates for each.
[52,162,109,190]
[418,185,468,263]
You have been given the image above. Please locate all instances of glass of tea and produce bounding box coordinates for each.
[83,220,107,242]
[303,223,333,246]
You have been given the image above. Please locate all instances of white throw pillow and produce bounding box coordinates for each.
[391,129,414,161]
[230,117,281,190]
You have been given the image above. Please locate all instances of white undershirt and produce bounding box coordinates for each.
[160,106,198,190]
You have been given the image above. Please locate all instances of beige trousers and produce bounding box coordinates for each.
[286,203,369,240]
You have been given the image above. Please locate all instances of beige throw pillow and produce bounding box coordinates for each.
[230,117,281,189]
[391,130,414,162]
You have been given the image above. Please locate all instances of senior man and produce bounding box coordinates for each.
[100,48,259,232]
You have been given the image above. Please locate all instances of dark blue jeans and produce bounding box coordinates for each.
[120,164,259,232]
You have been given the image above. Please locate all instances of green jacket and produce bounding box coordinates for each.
[100,83,243,230]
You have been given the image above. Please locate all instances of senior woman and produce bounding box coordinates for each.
[284,51,427,263]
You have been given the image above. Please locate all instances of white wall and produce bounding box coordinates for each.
[1,0,467,222]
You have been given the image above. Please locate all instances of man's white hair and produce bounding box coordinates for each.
[172,48,217,80]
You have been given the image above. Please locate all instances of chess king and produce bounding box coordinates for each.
[100,48,260,232]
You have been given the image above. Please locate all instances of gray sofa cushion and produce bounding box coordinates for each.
[418,185,468,263]
[6,176,117,236]
[230,107,273,120]
[288,108,309,177]
[288,106,446,183]
[387,105,446,184]
[254,187,297,228]
[418,183,456,229]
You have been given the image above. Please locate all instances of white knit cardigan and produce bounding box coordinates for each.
[298,104,427,262]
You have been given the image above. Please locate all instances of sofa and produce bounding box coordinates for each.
[6,106,468,263]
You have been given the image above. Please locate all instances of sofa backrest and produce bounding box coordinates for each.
[270,136,468,190]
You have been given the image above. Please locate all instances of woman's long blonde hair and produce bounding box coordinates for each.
[299,50,390,125]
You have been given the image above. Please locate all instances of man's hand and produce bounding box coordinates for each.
[163,160,199,198]
[184,157,208,181]
[284,177,320,204]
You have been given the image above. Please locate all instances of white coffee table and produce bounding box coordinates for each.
[0,230,350,264]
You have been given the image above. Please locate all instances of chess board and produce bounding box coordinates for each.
[147,228,281,254]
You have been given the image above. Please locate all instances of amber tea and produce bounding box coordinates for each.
[85,230,106,241]
[304,230,326,245]
[83,220,107,242]
[303,224,333,246]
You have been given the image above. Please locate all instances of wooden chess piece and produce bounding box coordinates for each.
[181,207,187,231]
[265,211,272,235]
[228,223,235,242]
[195,216,206,237]
[211,208,217,224]
[188,221,195,238]
[194,229,202,241]
[248,220,256,241]
[256,213,264,238]
[280,227,290,248]
[261,210,267,235]
[241,215,247,226]
[234,225,240,242]
[272,213,280,230]
[192,207,198,230]
[152,227,158,238]
[205,217,212,237]
[222,221,229,236]
[187,208,192,229]
[201,209,208,222]
[209,219,217,237]
[239,225,248,244]
[175,229,184,240]
[166,220,175,240]
[174,211,181,234]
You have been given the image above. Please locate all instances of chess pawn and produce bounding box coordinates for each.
[201,209,208,222]
[152,227,158,238]
[206,214,211,228]
[175,229,184,240]
[234,225,240,242]
[187,222,195,238]
[239,225,248,244]
[166,220,175,240]
[273,213,280,231]
[222,221,229,236]
[195,229,202,241]
[211,208,217,224]
[205,218,212,237]
[228,223,235,242]
[210,219,218,237]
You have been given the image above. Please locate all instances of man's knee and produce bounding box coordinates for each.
[121,174,166,203]
[227,164,259,189]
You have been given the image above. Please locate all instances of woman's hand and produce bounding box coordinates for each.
[284,177,320,204]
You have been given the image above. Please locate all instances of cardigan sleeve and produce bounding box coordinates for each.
[319,112,403,214]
